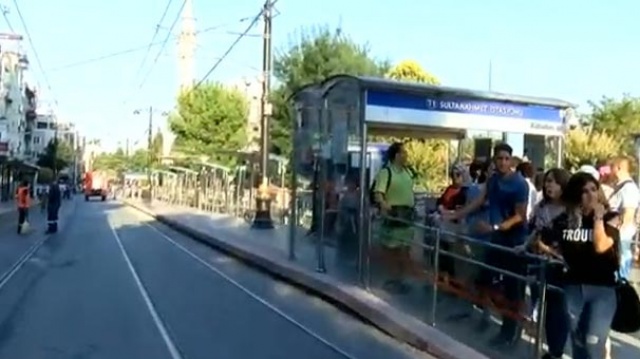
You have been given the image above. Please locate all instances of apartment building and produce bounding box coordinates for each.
[30,114,77,154]
[0,36,33,160]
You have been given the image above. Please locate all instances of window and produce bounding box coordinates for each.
[33,136,40,144]
[36,121,47,129]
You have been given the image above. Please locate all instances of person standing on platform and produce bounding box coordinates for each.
[447,143,530,348]
[46,180,62,234]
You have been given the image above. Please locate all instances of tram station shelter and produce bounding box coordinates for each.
[291,74,576,177]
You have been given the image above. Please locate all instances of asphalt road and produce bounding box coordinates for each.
[0,199,431,359]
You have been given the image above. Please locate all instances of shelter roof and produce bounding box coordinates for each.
[294,74,576,109]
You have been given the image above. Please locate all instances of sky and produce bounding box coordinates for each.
[3,0,639,151]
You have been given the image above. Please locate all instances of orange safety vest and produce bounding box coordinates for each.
[16,187,30,208]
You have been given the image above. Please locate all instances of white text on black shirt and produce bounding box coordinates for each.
[562,229,593,243]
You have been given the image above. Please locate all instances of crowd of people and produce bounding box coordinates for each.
[372,141,640,359]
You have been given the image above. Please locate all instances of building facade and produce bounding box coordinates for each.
[0,47,32,160]
[30,114,78,155]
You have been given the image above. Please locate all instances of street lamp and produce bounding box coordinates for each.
[133,107,169,199]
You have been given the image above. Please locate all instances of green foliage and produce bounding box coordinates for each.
[92,148,151,173]
[151,130,164,163]
[37,167,54,184]
[37,139,74,172]
[271,27,390,156]
[587,95,640,152]
[170,82,247,167]
[564,128,623,170]
[405,140,449,191]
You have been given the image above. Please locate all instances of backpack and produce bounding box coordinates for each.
[608,180,640,225]
[369,167,392,205]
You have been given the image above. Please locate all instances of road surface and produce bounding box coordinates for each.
[0,199,431,359]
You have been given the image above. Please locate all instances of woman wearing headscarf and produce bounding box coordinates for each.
[436,163,471,286]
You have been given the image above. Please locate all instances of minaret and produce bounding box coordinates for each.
[177,0,196,92]
[165,0,196,158]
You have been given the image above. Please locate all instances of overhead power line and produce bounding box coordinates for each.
[1,6,15,32]
[11,0,57,105]
[137,0,187,90]
[195,9,263,88]
[131,0,174,82]
[47,25,227,72]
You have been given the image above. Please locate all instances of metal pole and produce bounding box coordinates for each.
[251,0,275,229]
[72,131,78,188]
[147,106,153,182]
[53,113,59,178]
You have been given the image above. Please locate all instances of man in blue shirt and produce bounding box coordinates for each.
[448,143,529,348]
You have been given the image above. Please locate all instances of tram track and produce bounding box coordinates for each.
[113,205,428,359]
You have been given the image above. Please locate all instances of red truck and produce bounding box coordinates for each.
[83,171,109,201]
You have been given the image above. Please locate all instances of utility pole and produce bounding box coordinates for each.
[147,105,153,181]
[52,111,59,178]
[133,107,168,197]
[251,0,275,229]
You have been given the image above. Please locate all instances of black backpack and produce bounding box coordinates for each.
[369,167,392,205]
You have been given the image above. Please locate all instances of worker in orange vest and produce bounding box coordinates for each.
[16,180,30,234]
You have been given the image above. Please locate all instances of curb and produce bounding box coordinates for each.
[126,201,489,359]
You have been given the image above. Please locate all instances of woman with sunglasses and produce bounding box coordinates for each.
[548,172,620,359]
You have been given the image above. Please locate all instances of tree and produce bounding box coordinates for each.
[386,59,441,85]
[271,28,390,156]
[170,82,248,167]
[564,128,623,170]
[150,130,164,166]
[384,60,448,191]
[37,139,74,172]
[129,149,150,171]
[37,167,54,184]
[92,150,127,172]
[587,95,640,152]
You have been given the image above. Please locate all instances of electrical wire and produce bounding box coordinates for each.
[11,0,57,105]
[47,25,226,72]
[131,0,174,83]
[1,6,15,32]
[137,0,187,90]
[194,9,263,88]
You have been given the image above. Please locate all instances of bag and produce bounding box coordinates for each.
[383,206,415,228]
[21,220,30,233]
[611,279,640,333]
[369,167,392,205]
[609,180,640,222]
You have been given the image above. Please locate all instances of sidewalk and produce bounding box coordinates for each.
[0,201,13,216]
[0,197,76,286]
[126,199,490,359]
[0,199,41,218]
